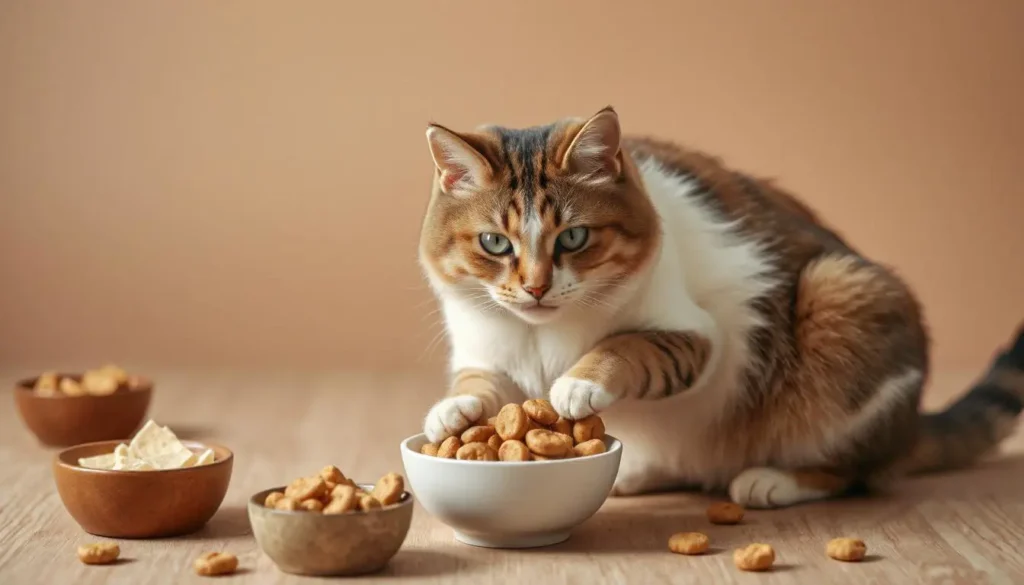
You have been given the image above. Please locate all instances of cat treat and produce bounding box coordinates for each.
[668,532,710,555]
[825,537,867,562]
[733,543,775,571]
[706,502,745,525]
[421,399,607,462]
[33,364,144,397]
[261,466,405,514]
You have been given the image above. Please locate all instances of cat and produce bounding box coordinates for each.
[417,106,1024,508]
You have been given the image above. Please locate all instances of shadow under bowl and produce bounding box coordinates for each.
[14,374,153,447]
[248,485,414,576]
[401,433,622,549]
[53,440,233,538]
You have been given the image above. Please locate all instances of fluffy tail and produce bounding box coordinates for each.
[905,325,1024,474]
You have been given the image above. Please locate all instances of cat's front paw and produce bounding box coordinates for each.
[423,395,484,443]
[550,376,616,420]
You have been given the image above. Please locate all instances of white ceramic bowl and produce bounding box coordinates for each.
[400,433,622,549]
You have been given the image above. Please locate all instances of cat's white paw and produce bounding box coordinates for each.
[423,395,483,443]
[728,467,831,509]
[550,377,616,420]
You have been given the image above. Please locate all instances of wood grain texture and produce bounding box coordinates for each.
[1,369,1022,584]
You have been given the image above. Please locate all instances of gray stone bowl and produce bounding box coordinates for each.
[248,484,413,576]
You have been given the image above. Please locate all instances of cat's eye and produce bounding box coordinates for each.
[479,232,512,255]
[557,226,589,252]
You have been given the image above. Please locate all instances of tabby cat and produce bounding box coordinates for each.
[417,106,1023,508]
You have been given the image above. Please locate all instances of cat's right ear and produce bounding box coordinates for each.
[426,124,494,195]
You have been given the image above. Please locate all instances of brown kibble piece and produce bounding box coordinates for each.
[82,370,119,396]
[323,498,354,514]
[358,495,382,511]
[486,433,503,451]
[194,551,239,576]
[285,476,328,502]
[299,499,324,512]
[733,543,775,571]
[263,491,286,508]
[550,417,572,437]
[99,364,130,384]
[522,399,558,425]
[525,429,572,457]
[707,502,745,524]
[60,378,87,397]
[437,436,462,458]
[274,497,300,511]
[486,416,497,427]
[495,403,529,441]
[456,442,499,461]
[77,542,120,565]
[327,484,358,511]
[498,439,531,461]
[421,443,440,456]
[461,425,496,444]
[371,472,405,505]
[572,415,606,444]
[574,438,607,457]
[826,537,867,562]
[35,372,59,395]
[668,532,710,555]
[319,465,346,485]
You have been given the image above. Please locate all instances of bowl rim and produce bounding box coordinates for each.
[400,433,622,466]
[54,439,233,475]
[15,373,154,399]
[248,484,414,516]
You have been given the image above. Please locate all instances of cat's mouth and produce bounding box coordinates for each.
[519,303,557,313]
[508,301,560,321]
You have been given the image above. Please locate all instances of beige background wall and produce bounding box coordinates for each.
[1,1,1022,373]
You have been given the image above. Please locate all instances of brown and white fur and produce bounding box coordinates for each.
[417,106,1024,508]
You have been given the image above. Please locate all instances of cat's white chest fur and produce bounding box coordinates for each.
[438,159,778,491]
[443,297,614,397]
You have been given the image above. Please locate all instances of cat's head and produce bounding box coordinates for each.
[418,107,660,324]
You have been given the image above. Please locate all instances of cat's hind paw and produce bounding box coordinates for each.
[550,376,616,420]
[423,395,483,443]
[728,467,839,509]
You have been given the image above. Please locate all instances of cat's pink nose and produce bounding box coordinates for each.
[523,284,550,300]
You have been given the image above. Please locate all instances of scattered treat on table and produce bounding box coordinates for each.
[193,551,239,576]
[421,399,608,462]
[706,502,745,525]
[733,543,775,571]
[264,467,405,514]
[668,532,710,555]
[77,542,120,565]
[76,420,215,471]
[826,537,867,562]
[32,365,144,397]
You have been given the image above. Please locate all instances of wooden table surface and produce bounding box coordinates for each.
[2,368,1022,585]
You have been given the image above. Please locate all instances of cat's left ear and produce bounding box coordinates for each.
[561,106,622,177]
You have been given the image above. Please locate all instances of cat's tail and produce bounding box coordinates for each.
[903,324,1024,474]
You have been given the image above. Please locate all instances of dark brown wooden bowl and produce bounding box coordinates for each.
[14,374,153,447]
[53,440,234,538]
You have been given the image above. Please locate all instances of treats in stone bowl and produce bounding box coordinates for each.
[248,466,413,576]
